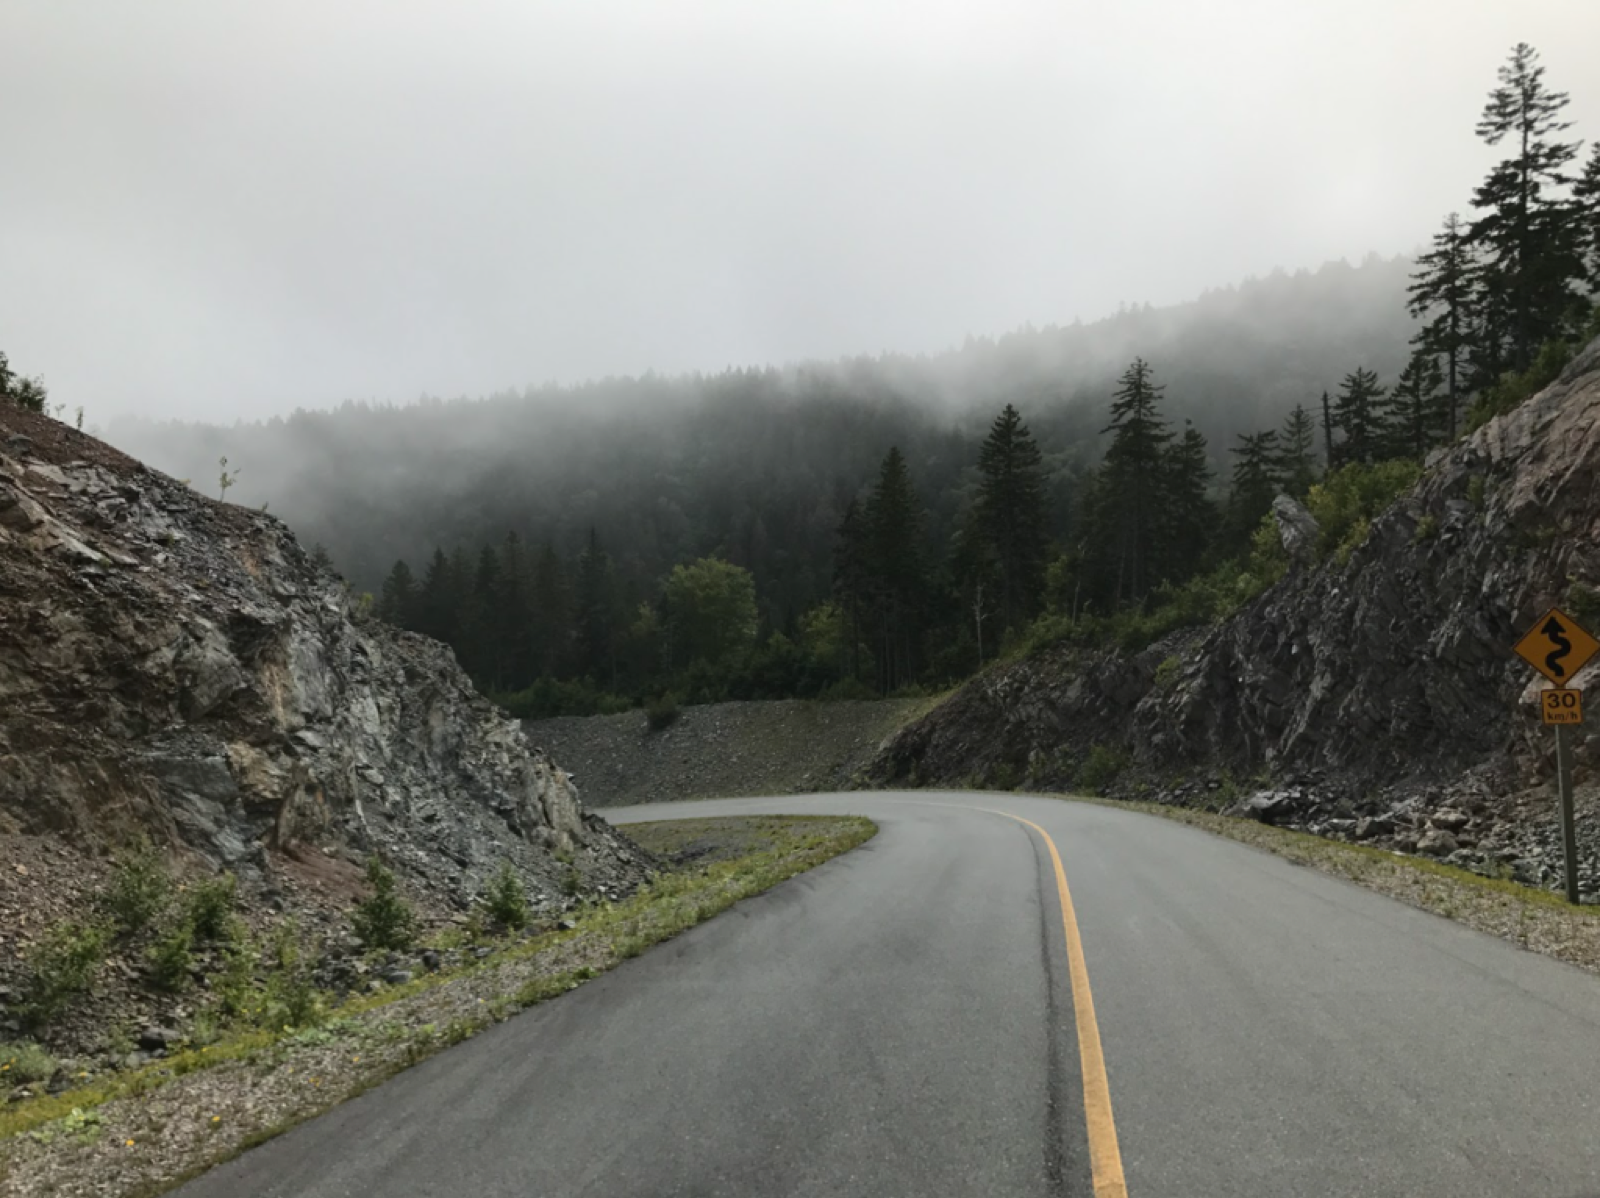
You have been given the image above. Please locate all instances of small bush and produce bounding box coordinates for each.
[213,941,260,1024]
[483,862,530,931]
[1412,514,1439,544]
[147,922,195,992]
[101,839,171,935]
[1567,581,1600,628]
[1305,459,1422,564]
[645,691,681,731]
[186,873,238,943]
[352,858,416,950]
[560,866,582,897]
[1077,745,1130,793]
[493,676,633,719]
[1154,656,1181,688]
[23,921,111,1023]
[0,1041,58,1085]
[1466,475,1487,512]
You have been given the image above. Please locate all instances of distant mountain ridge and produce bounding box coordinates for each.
[107,254,1416,617]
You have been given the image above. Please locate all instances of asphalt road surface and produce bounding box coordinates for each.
[177,793,1600,1198]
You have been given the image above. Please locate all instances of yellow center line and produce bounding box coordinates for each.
[883,797,1129,1197]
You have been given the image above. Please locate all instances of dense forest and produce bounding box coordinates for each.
[100,43,1600,717]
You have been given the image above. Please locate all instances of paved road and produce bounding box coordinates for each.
[178,793,1600,1198]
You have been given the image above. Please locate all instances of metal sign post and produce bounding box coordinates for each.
[1515,609,1599,905]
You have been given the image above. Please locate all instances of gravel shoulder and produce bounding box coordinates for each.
[0,816,875,1198]
[526,698,934,807]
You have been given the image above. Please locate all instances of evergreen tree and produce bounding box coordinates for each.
[309,543,337,575]
[1331,368,1387,466]
[467,545,503,689]
[529,541,570,678]
[1319,390,1338,471]
[377,559,417,628]
[415,547,458,644]
[1098,358,1173,605]
[863,447,927,694]
[1228,430,1281,546]
[1379,351,1446,461]
[1406,213,1474,439]
[832,499,871,682]
[971,403,1049,631]
[1576,144,1600,291]
[1158,422,1215,582]
[496,531,534,688]
[573,529,619,688]
[1469,42,1586,373]
[0,350,47,414]
[1275,405,1319,497]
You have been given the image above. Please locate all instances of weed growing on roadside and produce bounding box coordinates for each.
[23,921,111,1025]
[186,874,238,944]
[560,866,582,898]
[100,839,172,935]
[1077,744,1130,793]
[0,1041,58,1085]
[352,858,416,950]
[483,862,529,931]
[147,922,195,992]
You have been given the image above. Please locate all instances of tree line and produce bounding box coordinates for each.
[367,43,1600,715]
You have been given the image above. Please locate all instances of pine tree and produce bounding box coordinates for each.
[1098,358,1173,605]
[1379,351,1446,461]
[1331,368,1386,466]
[1158,422,1215,582]
[1319,390,1338,471]
[496,531,534,689]
[1576,144,1600,291]
[309,543,337,575]
[832,499,871,682]
[971,403,1049,631]
[1406,213,1474,439]
[1228,430,1281,546]
[530,541,570,678]
[573,529,619,688]
[863,447,927,694]
[467,545,503,690]
[377,559,417,627]
[415,547,458,644]
[1275,405,1319,497]
[1469,42,1586,373]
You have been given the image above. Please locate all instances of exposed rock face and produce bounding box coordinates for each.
[0,406,647,909]
[869,335,1600,893]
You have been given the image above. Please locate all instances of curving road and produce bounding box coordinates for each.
[178,793,1600,1198]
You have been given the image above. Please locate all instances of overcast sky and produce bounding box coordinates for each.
[2,1,1596,422]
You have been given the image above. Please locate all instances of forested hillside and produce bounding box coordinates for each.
[104,44,1600,718]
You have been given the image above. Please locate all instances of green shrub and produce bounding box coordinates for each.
[1466,475,1487,512]
[816,676,877,701]
[492,676,633,719]
[23,920,110,1023]
[186,873,238,943]
[1413,514,1439,543]
[213,941,260,1024]
[1154,656,1181,688]
[101,839,171,935]
[0,1040,58,1085]
[259,925,322,1030]
[1567,581,1600,627]
[988,760,1021,791]
[352,858,416,950]
[483,862,530,931]
[1304,459,1422,563]
[1077,745,1130,792]
[645,691,681,731]
[560,866,582,898]
[147,922,194,992]
[1465,336,1576,432]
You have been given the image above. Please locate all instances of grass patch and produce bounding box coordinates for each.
[0,815,875,1162]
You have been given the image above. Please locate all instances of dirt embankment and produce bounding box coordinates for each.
[524,699,931,807]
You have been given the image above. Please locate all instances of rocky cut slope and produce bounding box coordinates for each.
[869,335,1600,892]
[0,404,648,918]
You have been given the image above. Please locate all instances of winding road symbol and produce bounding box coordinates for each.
[1515,608,1600,685]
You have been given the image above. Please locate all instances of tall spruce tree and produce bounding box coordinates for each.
[496,531,534,688]
[1098,357,1173,605]
[832,499,871,683]
[1228,430,1281,546]
[1276,405,1319,497]
[863,447,927,694]
[573,529,618,687]
[378,560,418,628]
[971,403,1049,631]
[1319,390,1338,471]
[1379,351,1446,461]
[1331,368,1387,466]
[1159,422,1215,582]
[1576,144,1600,291]
[1469,42,1586,373]
[1406,213,1474,439]
[529,541,570,678]
[466,545,503,689]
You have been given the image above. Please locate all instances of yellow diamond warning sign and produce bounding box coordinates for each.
[1515,608,1600,685]
[1543,688,1584,725]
